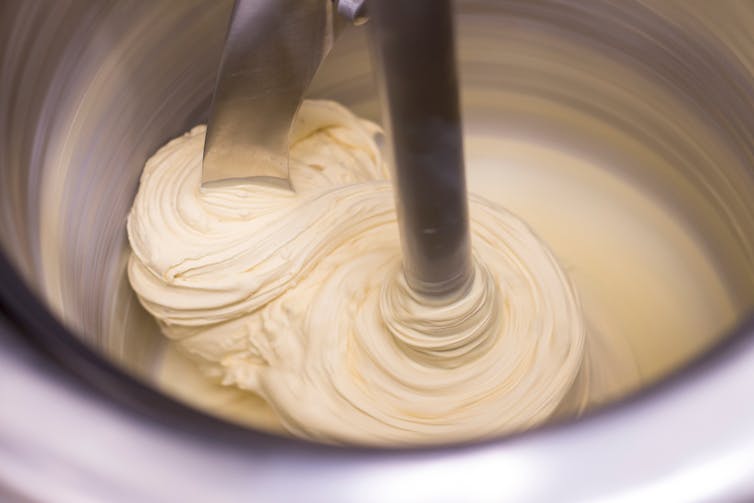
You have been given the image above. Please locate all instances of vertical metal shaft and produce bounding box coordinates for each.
[369,0,473,297]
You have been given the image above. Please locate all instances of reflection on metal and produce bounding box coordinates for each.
[337,0,368,25]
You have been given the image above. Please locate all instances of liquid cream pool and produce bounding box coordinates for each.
[147,104,735,444]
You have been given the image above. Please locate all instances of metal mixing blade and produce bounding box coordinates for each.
[204,0,471,299]
[201,0,365,187]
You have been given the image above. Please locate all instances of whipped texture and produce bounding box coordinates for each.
[127,100,585,445]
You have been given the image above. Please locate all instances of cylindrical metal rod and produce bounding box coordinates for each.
[369,0,473,297]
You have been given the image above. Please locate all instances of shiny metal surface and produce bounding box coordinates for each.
[3,308,754,502]
[370,0,472,296]
[337,0,368,25]
[202,0,335,186]
[2,0,754,501]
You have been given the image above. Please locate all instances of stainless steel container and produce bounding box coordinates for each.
[1,1,754,501]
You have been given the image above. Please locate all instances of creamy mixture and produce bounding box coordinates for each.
[127,100,587,445]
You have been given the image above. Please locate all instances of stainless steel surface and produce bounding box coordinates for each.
[3,311,754,502]
[201,0,336,186]
[2,0,754,501]
[337,0,368,25]
[370,0,473,297]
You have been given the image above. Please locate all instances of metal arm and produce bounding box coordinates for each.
[202,0,364,187]
[369,0,473,297]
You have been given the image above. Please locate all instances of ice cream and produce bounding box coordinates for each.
[127,100,585,445]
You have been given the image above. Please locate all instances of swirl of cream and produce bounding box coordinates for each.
[380,259,501,367]
[127,100,585,445]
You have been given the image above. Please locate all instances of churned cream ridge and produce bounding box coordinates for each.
[127,100,585,445]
